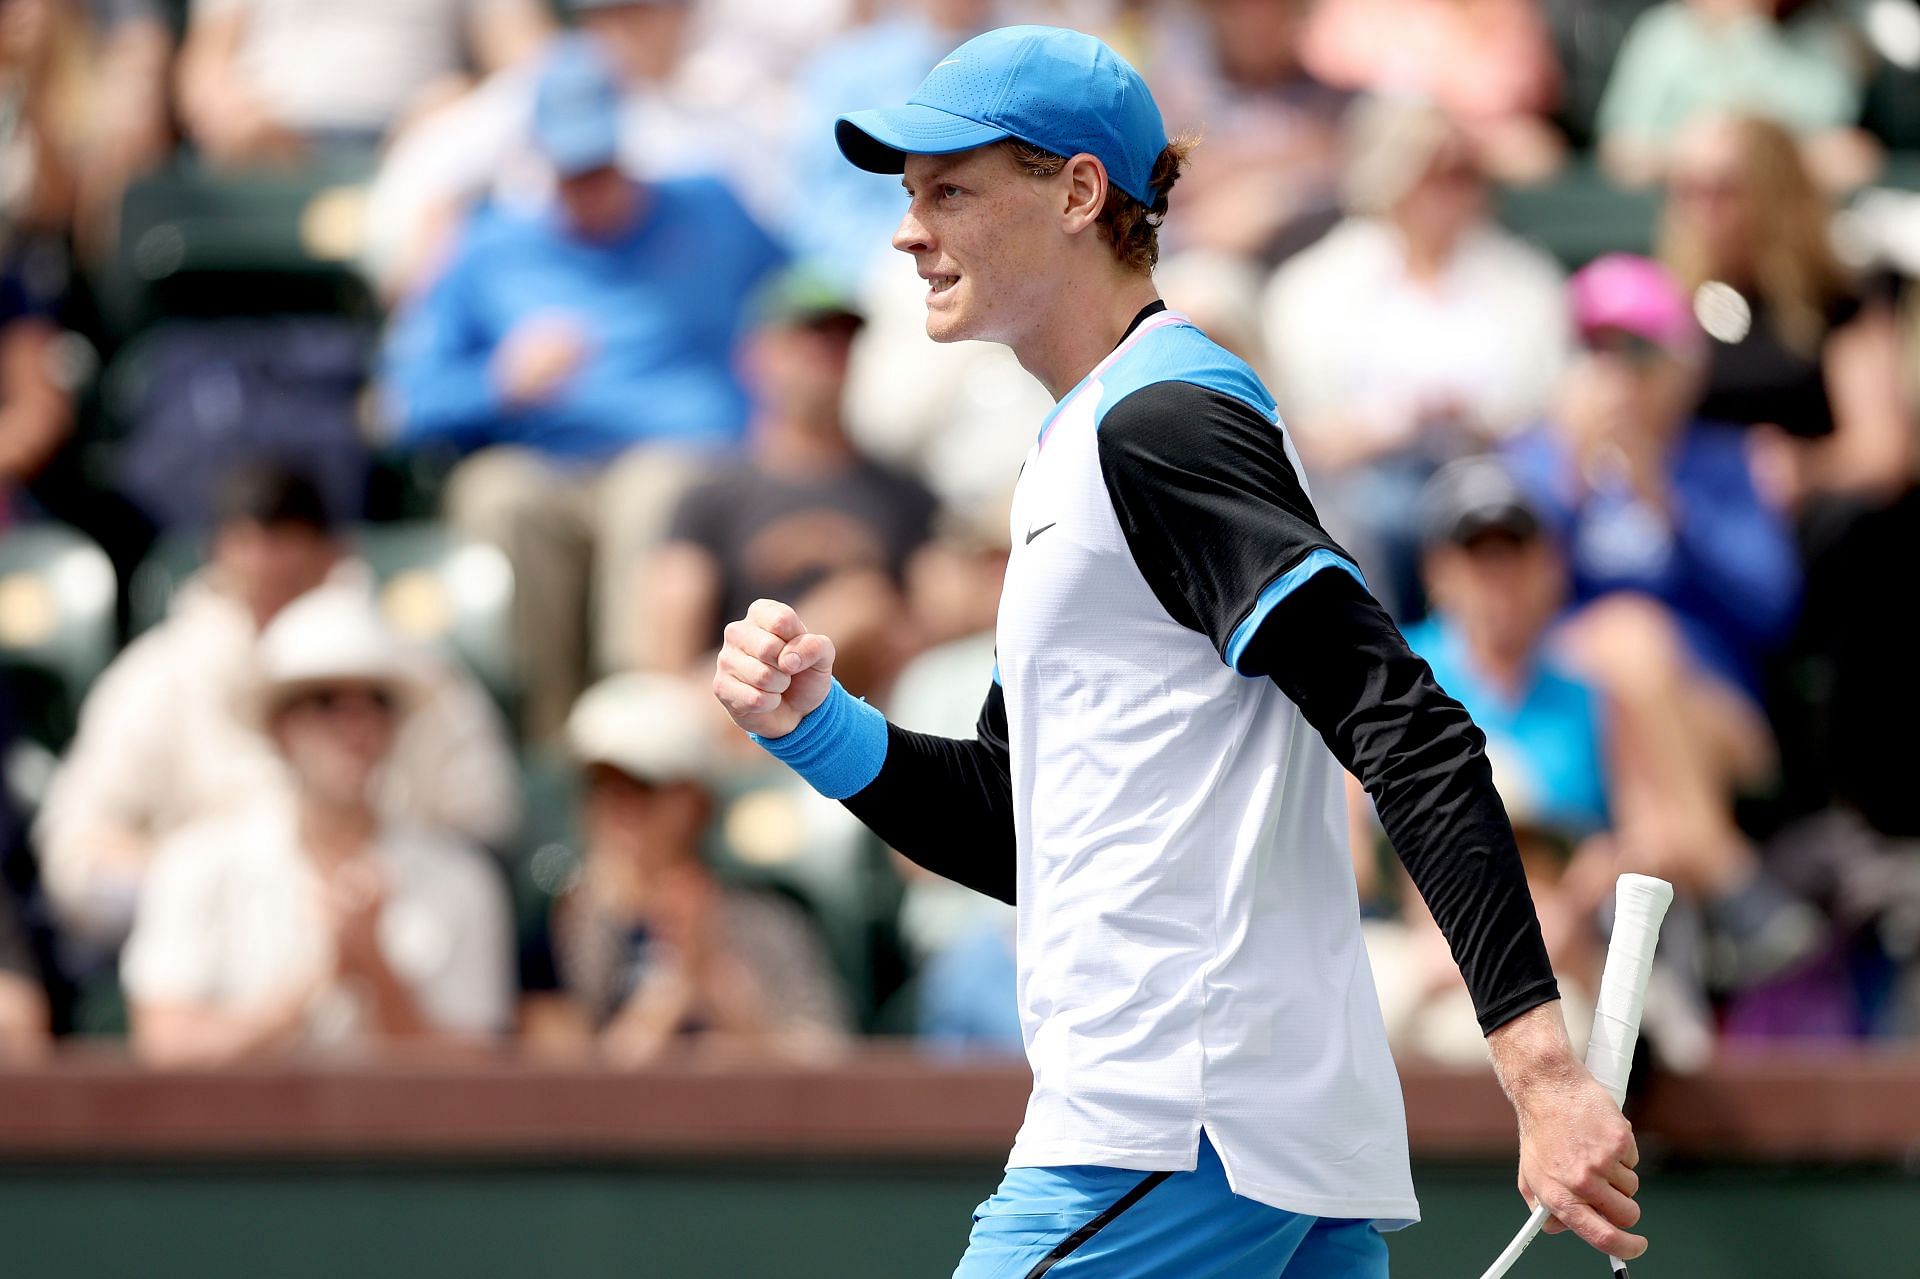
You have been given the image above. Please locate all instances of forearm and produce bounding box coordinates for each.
[1487,1001,1582,1098]
[0,975,50,1063]
[1250,572,1558,1032]
[0,323,74,480]
[843,723,1017,904]
[132,995,311,1067]
[352,952,437,1039]
[383,357,502,448]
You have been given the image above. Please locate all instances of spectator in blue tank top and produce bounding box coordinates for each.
[1403,458,1609,839]
[379,33,786,739]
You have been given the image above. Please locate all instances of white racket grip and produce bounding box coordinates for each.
[1584,874,1674,1107]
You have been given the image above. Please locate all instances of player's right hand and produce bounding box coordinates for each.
[712,598,836,740]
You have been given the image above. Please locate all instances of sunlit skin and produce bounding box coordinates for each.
[212,520,338,631]
[893,148,1158,398]
[271,685,398,812]
[1665,119,1759,281]
[557,166,645,242]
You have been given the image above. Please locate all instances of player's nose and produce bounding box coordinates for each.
[892,206,933,255]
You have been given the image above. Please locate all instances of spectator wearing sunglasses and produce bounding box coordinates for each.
[518,672,851,1065]
[37,463,518,952]
[1505,255,1816,987]
[122,589,514,1066]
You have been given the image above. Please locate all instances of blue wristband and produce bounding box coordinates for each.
[748,678,889,800]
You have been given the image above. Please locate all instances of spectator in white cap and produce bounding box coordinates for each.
[122,589,515,1066]
[519,672,850,1064]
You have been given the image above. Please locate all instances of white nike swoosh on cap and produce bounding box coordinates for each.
[933,59,961,69]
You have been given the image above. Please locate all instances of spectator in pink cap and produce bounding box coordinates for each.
[1505,253,1817,990]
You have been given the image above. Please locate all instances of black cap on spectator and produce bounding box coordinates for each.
[210,460,334,534]
[1418,456,1540,549]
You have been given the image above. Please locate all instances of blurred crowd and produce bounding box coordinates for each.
[0,0,1917,1074]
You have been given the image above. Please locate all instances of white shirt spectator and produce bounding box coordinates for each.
[35,563,519,945]
[192,0,487,136]
[1260,217,1569,454]
[122,800,514,1043]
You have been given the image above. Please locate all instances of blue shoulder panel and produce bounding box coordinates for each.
[1091,322,1277,429]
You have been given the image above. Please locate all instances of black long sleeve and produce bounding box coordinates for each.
[1096,378,1557,1034]
[1241,570,1559,1033]
[842,682,1017,904]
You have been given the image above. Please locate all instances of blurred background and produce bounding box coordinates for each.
[0,0,1916,1274]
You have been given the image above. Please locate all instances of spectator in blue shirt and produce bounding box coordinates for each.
[380,34,785,738]
[1505,254,1800,702]
[1405,458,1609,838]
[1505,255,1815,985]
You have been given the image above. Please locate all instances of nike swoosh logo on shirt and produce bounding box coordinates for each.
[1025,522,1057,545]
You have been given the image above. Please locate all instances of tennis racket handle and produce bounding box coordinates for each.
[1583,874,1674,1107]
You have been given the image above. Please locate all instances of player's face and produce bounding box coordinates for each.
[894,148,1068,345]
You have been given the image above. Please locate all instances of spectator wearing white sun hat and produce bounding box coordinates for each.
[517,671,851,1064]
[122,588,515,1066]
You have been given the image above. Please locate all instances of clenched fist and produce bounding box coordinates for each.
[712,599,838,739]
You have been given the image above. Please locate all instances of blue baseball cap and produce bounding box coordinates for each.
[835,25,1169,206]
[533,35,623,178]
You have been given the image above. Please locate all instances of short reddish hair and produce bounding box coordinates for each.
[999,134,1199,273]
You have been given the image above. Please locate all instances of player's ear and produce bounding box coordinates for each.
[1060,154,1107,234]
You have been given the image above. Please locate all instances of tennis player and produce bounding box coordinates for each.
[713,25,1644,1278]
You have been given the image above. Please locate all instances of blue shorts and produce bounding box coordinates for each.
[953,1133,1388,1279]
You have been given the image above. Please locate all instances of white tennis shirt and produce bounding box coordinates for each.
[995,310,1419,1225]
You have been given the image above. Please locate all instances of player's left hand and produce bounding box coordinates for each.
[1488,1002,1646,1261]
[1511,1063,1645,1260]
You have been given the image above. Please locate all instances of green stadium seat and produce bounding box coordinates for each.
[1495,156,1663,268]
[97,160,377,337]
[1540,0,1663,148]
[0,523,119,753]
[125,528,203,636]
[356,521,519,721]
